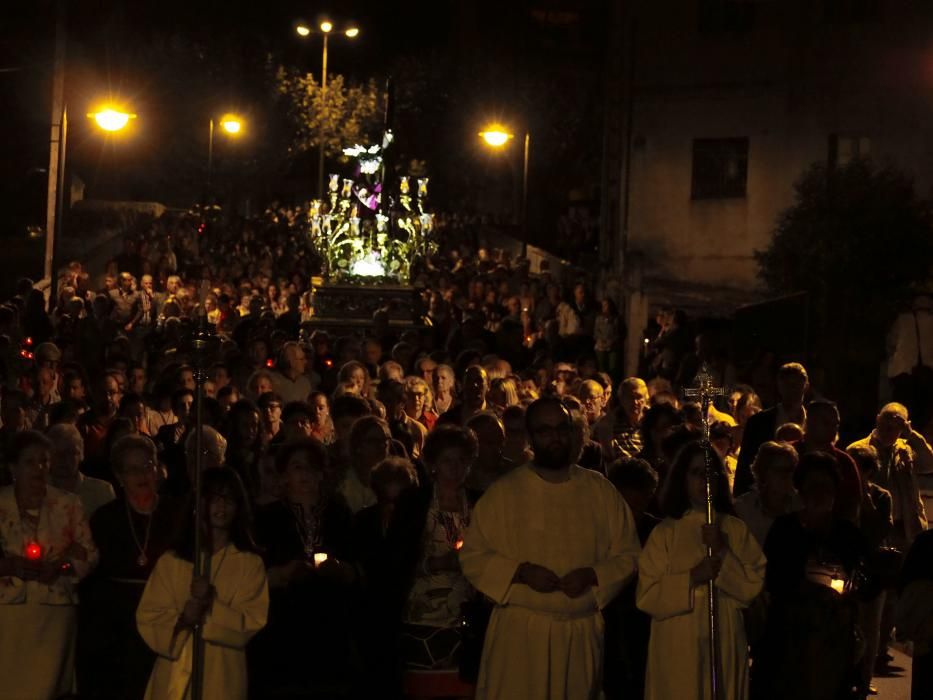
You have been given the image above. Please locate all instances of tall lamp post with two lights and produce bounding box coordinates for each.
[296,20,360,198]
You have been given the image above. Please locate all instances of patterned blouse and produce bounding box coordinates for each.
[0,485,98,605]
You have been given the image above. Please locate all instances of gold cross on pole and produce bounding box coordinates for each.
[684,364,726,443]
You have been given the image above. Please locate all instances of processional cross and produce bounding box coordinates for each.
[684,364,726,700]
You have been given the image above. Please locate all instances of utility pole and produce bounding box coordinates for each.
[44,0,67,300]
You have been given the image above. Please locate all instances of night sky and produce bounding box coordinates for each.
[0,0,610,242]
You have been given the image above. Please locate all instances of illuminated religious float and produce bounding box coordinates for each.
[303,133,436,333]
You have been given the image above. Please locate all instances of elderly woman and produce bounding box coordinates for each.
[47,422,115,518]
[78,434,184,700]
[338,416,392,514]
[246,369,276,401]
[404,376,437,432]
[734,441,800,547]
[249,438,356,697]
[0,430,98,699]
[389,426,477,685]
[433,364,456,416]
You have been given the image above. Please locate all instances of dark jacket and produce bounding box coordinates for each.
[734,406,781,496]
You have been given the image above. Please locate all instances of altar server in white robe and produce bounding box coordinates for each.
[137,469,268,700]
[637,442,765,700]
[460,397,641,700]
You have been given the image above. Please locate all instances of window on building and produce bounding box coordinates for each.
[828,135,871,167]
[691,138,749,200]
[698,0,757,35]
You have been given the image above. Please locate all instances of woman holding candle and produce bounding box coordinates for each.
[752,452,870,700]
[0,430,98,700]
[389,425,477,691]
[248,438,356,697]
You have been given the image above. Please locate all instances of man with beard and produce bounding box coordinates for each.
[460,397,641,699]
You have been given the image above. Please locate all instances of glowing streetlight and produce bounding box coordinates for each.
[479,124,514,148]
[87,106,136,132]
[479,121,531,256]
[208,113,245,190]
[294,19,362,197]
[220,115,242,134]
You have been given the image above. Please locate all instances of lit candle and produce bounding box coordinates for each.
[454,539,464,551]
[830,578,846,594]
[313,552,329,567]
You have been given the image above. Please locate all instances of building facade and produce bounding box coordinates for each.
[610,0,933,373]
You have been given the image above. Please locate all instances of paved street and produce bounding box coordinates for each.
[874,647,912,700]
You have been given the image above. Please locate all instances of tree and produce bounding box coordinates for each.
[757,159,933,416]
[274,66,383,159]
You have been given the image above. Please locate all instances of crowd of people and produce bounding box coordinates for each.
[0,206,931,700]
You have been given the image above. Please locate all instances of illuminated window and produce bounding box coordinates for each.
[691,138,749,200]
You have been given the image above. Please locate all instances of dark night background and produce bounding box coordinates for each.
[0,0,609,268]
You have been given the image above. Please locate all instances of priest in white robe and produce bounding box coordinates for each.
[459,398,641,700]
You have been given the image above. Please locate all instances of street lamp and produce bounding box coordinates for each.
[295,19,360,198]
[479,122,531,256]
[87,106,136,132]
[208,113,244,190]
[44,100,135,297]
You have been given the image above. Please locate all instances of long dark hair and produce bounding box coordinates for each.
[658,441,735,519]
[173,468,258,562]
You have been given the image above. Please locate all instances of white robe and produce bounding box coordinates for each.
[637,510,766,700]
[136,545,269,700]
[459,465,641,700]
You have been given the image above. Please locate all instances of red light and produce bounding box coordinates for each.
[23,337,33,347]
[324,359,334,368]
[265,359,275,368]
[25,542,42,560]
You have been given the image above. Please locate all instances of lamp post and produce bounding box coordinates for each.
[296,20,360,198]
[43,101,135,300]
[479,123,531,257]
[207,113,243,192]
